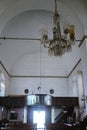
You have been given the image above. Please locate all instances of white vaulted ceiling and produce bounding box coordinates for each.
[0,0,87,77]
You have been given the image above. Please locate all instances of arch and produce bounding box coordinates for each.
[0,0,84,37]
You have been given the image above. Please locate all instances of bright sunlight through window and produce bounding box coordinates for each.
[33,110,45,128]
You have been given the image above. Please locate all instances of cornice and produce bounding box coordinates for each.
[67,59,81,78]
[0,59,81,78]
[78,35,87,47]
[0,61,11,77]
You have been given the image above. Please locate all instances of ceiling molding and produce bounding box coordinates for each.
[0,61,11,77]
[67,59,81,78]
[0,37,41,41]
[78,35,87,47]
[0,36,82,42]
[11,75,67,78]
[0,59,81,78]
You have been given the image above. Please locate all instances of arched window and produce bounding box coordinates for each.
[0,70,5,96]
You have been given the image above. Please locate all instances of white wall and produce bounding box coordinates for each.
[9,77,68,97]
[0,1,85,98]
[67,39,87,97]
[0,9,82,76]
[0,63,10,96]
[80,39,87,115]
[68,64,82,97]
[67,38,87,118]
[81,39,87,96]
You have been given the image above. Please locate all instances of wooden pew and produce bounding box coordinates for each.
[3,123,37,130]
[45,123,83,130]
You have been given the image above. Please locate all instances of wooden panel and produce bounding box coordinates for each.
[4,123,37,130]
[52,97,78,106]
[0,96,26,108]
[45,123,82,130]
[0,96,78,108]
[0,97,10,107]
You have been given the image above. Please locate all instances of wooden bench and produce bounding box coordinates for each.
[3,123,37,130]
[45,123,83,130]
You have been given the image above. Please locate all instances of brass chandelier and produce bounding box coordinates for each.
[41,0,75,56]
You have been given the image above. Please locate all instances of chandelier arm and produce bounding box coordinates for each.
[50,37,67,43]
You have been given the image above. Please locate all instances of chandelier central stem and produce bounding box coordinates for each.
[55,0,57,13]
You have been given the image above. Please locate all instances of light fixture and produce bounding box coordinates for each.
[41,0,75,56]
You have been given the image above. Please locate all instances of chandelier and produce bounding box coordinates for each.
[41,0,75,56]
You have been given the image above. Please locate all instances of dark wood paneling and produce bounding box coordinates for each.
[52,97,78,106]
[0,96,26,108]
[0,96,78,108]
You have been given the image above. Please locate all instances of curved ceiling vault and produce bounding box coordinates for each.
[0,0,86,77]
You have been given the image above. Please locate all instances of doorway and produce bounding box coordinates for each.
[27,106,51,126]
[33,110,45,128]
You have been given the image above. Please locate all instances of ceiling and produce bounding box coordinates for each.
[0,0,87,77]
